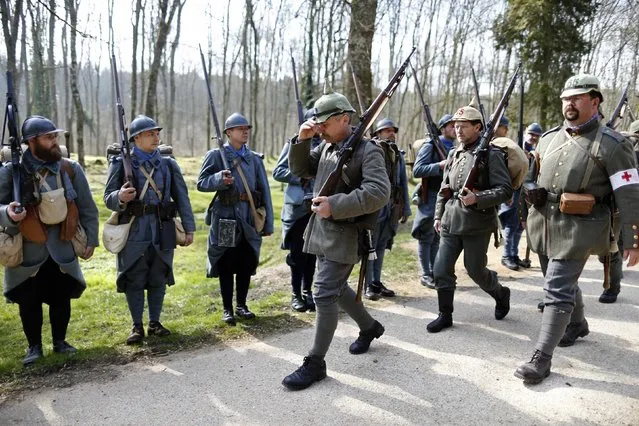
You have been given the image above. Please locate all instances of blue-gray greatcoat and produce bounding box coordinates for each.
[375,146,411,249]
[0,150,99,299]
[197,143,274,277]
[104,149,196,292]
[411,138,451,236]
[272,137,321,248]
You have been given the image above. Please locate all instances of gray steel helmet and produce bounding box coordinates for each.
[373,118,399,135]
[560,74,604,102]
[129,115,162,142]
[21,115,64,142]
[526,122,543,136]
[313,92,355,124]
[224,112,252,132]
[437,114,454,129]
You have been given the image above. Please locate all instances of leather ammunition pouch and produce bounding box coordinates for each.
[523,182,548,208]
[126,200,176,219]
[217,189,263,207]
[559,192,595,215]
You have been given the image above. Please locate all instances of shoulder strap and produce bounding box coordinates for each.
[139,167,162,201]
[234,161,261,224]
[565,128,605,191]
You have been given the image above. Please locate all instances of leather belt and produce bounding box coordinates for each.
[546,192,609,204]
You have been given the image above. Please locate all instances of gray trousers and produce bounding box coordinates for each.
[121,245,170,325]
[433,230,498,292]
[309,256,375,358]
[365,220,394,285]
[536,256,588,354]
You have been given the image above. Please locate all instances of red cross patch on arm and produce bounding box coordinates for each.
[610,168,639,190]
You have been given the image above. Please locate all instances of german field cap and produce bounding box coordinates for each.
[313,92,355,124]
[452,105,483,122]
[560,74,603,102]
[628,119,639,135]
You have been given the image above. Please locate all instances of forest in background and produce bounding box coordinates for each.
[1,0,639,165]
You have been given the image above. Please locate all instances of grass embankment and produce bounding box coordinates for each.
[0,155,420,392]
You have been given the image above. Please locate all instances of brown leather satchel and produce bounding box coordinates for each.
[19,205,47,243]
[559,192,595,215]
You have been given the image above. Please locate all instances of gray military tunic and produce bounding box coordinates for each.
[0,150,99,299]
[526,119,639,259]
[433,138,513,290]
[288,134,391,266]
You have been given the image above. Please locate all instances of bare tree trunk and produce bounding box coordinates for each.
[61,9,72,151]
[47,0,58,123]
[144,0,181,118]
[65,0,86,166]
[345,0,378,116]
[0,0,23,98]
[167,0,186,146]
[131,0,143,117]
[29,3,50,115]
[20,7,31,116]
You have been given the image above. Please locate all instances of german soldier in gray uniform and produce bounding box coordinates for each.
[281,91,390,391]
[104,115,196,344]
[273,109,320,312]
[515,74,639,384]
[428,105,513,333]
[364,118,411,300]
[0,116,99,364]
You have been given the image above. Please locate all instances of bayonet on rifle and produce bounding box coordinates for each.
[2,72,23,213]
[349,61,367,115]
[199,44,230,171]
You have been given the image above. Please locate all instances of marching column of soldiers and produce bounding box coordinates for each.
[1,45,638,391]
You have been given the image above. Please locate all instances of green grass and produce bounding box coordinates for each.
[0,155,419,393]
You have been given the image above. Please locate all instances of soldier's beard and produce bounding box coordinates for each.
[34,143,62,163]
[563,107,579,121]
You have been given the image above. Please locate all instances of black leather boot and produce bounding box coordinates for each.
[303,290,315,312]
[427,290,454,333]
[489,285,511,320]
[376,281,396,297]
[282,355,327,390]
[349,320,385,354]
[558,319,589,347]
[514,350,552,384]
[364,283,381,300]
[291,293,307,312]
[126,324,145,345]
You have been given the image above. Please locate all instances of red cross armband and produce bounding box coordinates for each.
[610,168,639,191]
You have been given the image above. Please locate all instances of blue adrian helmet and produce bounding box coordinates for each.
[499,116,510,128]
[526,122,543,136]
[303,108,316,121]
[21,115,64,142]
[437,114,454,130]
[224,113,252,132]
[128,115,162,142]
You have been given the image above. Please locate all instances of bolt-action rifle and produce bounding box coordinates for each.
[606,82,633,129]
[408,60,447,204]
[2,72,23,214]
[199,44,230,171]
[471,67,487,127]
[317,46,416,200]
[291,53,304,126]
[110,54,135,189]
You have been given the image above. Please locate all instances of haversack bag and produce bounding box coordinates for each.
[102,211,135,254]
[174,217,186,246]
[0,228,23,267]
[37,171,68,225]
